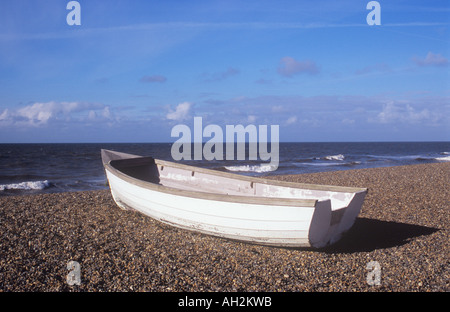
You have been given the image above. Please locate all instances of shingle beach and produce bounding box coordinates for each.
[0,163,448,292]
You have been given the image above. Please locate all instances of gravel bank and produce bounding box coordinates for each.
[0,163,448,292]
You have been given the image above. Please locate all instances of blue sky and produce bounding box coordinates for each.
[0,0,449,143]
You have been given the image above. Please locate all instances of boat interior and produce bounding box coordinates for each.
[109,156,361,210]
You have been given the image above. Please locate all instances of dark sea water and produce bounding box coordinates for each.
[0,142,449,196]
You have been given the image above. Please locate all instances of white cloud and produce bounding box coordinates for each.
[101,106,112,119]
[247,115,257,123]
[0,101,109,127]
[192,95,448,139]
[374,101,440,124]
[277,56,319,77]
[88,110,97,120]
[166,102,192,121]
[342,118,355,125]
[412,52,448,67]
[16,102,57,125]
[286,116,298,125]
[271,105,284,113]
[0,109,10,122]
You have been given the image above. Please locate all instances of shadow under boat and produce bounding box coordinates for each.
[312,217,440,254]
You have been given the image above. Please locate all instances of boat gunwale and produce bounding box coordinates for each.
[101,149,366,193]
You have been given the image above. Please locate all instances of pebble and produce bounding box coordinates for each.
[0,162,448,291]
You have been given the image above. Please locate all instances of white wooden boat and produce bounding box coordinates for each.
[101,149,367,248]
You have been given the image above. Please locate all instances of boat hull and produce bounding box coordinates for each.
[102,149,367,248]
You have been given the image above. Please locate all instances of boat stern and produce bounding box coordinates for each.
[308,199,333,248]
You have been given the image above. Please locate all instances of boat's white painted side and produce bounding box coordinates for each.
[105,169,333,248]
[101,149,368,248]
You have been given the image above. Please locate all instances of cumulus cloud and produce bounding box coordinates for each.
[87,106,113,121]
[342,118,355,125]
[0,101,110,127]
[286,116,298,125]
[412,52,448,67]
[277,56,319,77]
[0,109,10,122]
[193,94,448,136]
[374,101,440,124]
[140,75,167,83]
[166,102,193,121]
[247,115,257,123]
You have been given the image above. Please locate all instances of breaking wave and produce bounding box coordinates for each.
[224,164,276,173]
[324,154,345,161]
[435,156,450,162]
[314,154,345,161]
[298,161,361,167]
[0,180,51,191]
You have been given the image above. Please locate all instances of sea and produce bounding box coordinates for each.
[0,142,449,196]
